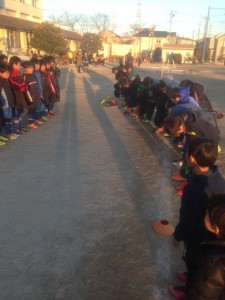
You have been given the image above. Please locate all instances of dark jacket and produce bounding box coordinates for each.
[174,166,225,245]
[171,104,220,144]
[46,69,59,103]
[188,240,225,300]
[9,69,28,109]
[0,77,15,108]
[40,70,50,104]
[23,73,42,109]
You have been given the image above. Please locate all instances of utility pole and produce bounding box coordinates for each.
[201,6,210,62]
[136,0,141,28]
[197,21,201,41]
[168,11,175,42]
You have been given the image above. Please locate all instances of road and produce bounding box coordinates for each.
[0,63,224,300]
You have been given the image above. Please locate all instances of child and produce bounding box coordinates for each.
[39,60,51,121]
[9,56,29,134]
[139,76,155,123]
[43,56,59,115]
[0,62,19,140]
[164,104,221,183]
[188,195,225,299]
[153,80,172,133]
[31,58,46,123]
[22,61,42,129]
[82,53,89,72]
[168,137,225,300]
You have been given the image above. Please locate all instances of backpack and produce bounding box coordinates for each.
[171,104,220,143]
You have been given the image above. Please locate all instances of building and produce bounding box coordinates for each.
[100,28,196,63]
[0,0,43,23]
[0,1,81,58]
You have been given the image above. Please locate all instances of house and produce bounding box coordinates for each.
[209,33,225,62]
[100,28,196,63]
[0,16,81,58]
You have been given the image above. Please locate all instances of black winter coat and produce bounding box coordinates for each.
[174,166,225,279]
[188,240,225,300]
[23,73,42,109]
[0,78,15,108]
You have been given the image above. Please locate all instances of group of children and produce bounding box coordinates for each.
[113,63,225,299]
[0,53,60,145]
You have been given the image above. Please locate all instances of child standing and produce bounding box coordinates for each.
[0,62,19,140]
[31,58,46,123]
[39,60,51,122]
[43,56,59,116]
[9,56,28,134]
[168,137,225,299]
[188,195,225,299]
[22,61,42,128]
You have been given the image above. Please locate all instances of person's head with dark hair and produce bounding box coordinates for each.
[205,194,225,239]
[158,80,167,94]
[9,56,22,71]
[143,76,153,87]
[187,137,218,169]
[30,58,40,71]
[167,87,180,103]
[179,79,193,88]
[22,60,34,74]
[42,56,52,70]
[164,115,185,136]
[0,54,8,63]
[0,62,10,74]
[0,62,10,79]
[39,59,46,72]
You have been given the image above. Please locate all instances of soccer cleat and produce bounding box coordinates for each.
[36,119,44,124]
[0,135,9,142]
[168,285,187,300]
[0,141,6,146]
[5,134,18,140]
[33,121,40,127]
[42,116,50,122]
[28,123,38,129]
[172,160,183,168]
[21,127,29,132]
[15,129,23,134]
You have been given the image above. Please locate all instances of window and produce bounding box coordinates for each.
[32,0,37,6]
[156,39,161,44]
[7,30,21,49]
[20,0,25,3]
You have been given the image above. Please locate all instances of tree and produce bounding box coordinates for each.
[30,22,68,55]
[47,12,111,37]
[80,33,102,53]
[91,13,110,36]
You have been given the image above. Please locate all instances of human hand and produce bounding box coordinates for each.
[216,112,224,119]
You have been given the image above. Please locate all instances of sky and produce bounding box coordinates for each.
[42,0,225,39]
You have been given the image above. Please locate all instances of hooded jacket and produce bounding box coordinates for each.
[174,166,225,245]
[188,240,225,300]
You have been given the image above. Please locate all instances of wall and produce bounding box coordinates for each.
[0,0,43,22]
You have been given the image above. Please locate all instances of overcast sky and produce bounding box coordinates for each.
[43,0,225,38]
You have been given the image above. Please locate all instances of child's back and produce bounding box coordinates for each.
[188,195,225,299]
